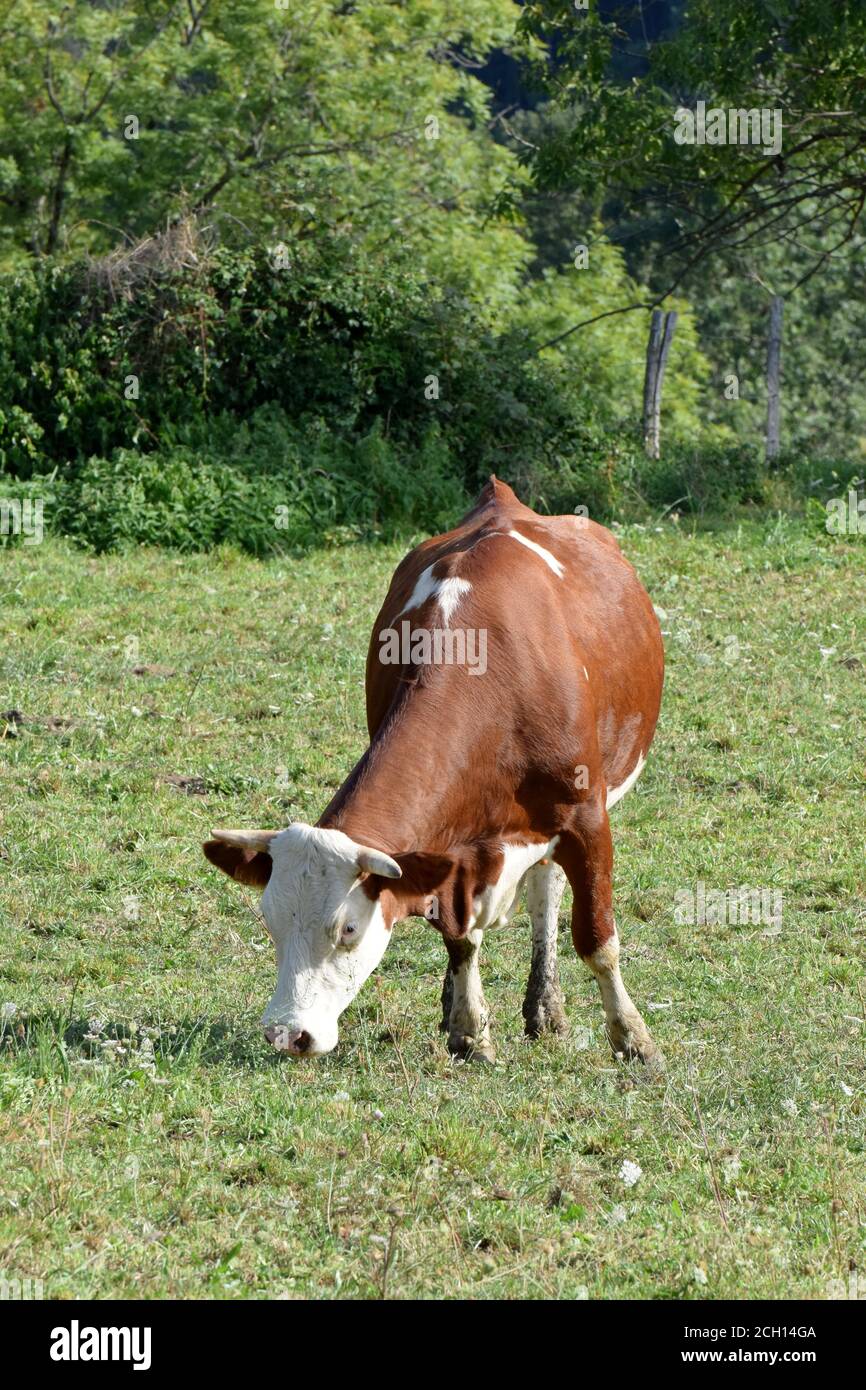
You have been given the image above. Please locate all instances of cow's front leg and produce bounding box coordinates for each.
[558,809,663,1072]
[444,930,494,1063]
[523,860,568,1037]
[439,965,454,1034]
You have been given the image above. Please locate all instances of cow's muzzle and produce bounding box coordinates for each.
[264,1025,313,1055]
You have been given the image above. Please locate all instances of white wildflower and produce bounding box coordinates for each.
[619,1159,642,1188]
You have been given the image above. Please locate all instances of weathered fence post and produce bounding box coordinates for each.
[643,309,677,458]
[643,310,663,455]
[766,294,783,461]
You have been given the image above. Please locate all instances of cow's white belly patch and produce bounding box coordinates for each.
[470,837,560,931]
[606,751,646,810]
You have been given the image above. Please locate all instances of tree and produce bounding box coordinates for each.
[0,0,529,309]
[517,1,866,317]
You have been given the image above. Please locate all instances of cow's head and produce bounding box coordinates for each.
[203,823,449,1057]
[203,824,403,1055]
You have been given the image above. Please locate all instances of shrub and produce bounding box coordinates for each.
[626,441,770,515]
[49,413,470,555]
[0,473,64,548]
[1,230,848,553]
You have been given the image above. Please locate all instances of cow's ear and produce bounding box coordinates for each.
[202,829,277,887]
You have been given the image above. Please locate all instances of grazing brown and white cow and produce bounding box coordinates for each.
[203,478,664,1068]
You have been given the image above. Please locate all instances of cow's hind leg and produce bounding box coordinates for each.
[523,860,568,1037]
[558,809,663,1072]
[443,930,494,1063]
[587,930,661,1071]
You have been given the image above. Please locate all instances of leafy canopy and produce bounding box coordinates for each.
[0,0,531,306]
[518,1,866,296]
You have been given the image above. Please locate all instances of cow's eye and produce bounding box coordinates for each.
[340,923,358,946]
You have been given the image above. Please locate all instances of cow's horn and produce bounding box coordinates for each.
[211,828,278,854]
[355,845,402,879]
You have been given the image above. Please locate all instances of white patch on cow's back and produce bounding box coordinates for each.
[400,565,439,613]
[436,575,472,624]
[401,565,471,625]
[605,751,646,810]
[470,837,560,931]
[507,529,565,578]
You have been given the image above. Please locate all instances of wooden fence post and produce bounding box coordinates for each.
[766,295,783,461]
[643,310,663,456]
[643,309,677,458]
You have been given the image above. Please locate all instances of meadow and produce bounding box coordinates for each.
[0,514,863,1300]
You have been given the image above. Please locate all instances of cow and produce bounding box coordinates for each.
[203,477,665,1070]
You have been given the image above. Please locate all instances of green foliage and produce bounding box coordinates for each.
[1,0,859,548]
[0,238,433,472]
[0,231,854,553]
[692,231,866,460]
[516,2,866,462]
[0,234,644,552]
[520,1,866,240]
[0,0,529,313]
[52,422,469,556]
[514,232,710,438]
[632,440,769,515]
[61,449,286,555]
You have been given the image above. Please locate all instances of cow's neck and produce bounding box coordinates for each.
[318,687,485,854]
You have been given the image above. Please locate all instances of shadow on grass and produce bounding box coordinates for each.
[0,1010,284,1072]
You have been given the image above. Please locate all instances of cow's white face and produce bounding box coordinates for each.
[260,825,395,1055]
[203,824,402,1057]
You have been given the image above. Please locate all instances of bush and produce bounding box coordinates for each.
[46,412,469,554]
[630,441,770,514]
[0,233,637,550]
[0,473,62,548]
[1,230,848,553]
[59,450,274,553]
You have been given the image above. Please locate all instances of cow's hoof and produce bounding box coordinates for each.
[449,1037,496,1065]
[523,986,568,1039]
[639,1048,666,1081]
[607,1019,665,1075]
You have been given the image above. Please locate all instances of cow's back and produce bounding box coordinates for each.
[365,478,663,801]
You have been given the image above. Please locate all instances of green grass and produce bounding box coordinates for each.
[1,515,864,1300]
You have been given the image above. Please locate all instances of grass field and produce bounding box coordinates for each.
[1,515,864,1300]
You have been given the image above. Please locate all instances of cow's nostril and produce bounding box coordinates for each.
[263,1025,313,1055]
